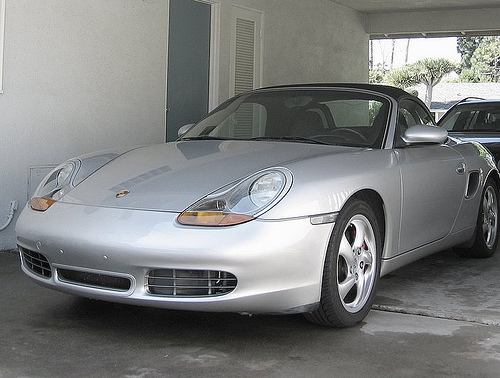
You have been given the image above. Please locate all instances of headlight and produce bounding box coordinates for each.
[28,148,132,212]
[178,169,291,226]
[249,172,284,207]
[30,161,79,211]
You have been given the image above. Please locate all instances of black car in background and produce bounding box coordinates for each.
[438,98,500,168]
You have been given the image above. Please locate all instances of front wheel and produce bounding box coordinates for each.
[455,179,499,258]
[305,199,382,327]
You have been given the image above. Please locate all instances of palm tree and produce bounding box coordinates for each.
[388,58,456,107]
[415,58,456,107]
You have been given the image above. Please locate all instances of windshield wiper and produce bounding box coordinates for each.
[248,136,329,145]
[180,135,228,141]
[182,135,331,145]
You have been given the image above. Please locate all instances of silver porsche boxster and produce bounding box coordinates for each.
[16,84,499,327]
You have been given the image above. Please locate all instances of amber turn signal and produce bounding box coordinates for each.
[30,197,57,211]
[177,211,253,226]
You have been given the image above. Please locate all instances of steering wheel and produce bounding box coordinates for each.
[327,128,369,143]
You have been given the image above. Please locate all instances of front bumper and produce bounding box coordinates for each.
[16,202,334,314]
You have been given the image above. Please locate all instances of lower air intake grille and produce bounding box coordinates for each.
[20,247,52,278]
[57,268,131,292]
[146,269,237,297]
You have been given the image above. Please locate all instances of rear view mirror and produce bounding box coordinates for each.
[177,124,195,138]
[403,125,448,145]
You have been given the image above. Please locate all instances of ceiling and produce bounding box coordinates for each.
[331,0,500,13]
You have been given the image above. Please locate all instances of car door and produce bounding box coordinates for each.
[395,99,467,253]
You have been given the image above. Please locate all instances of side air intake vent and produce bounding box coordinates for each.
[466,171,480,199]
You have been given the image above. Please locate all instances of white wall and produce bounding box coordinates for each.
[261,0,367,86]
[0,0,169,249]
[214,0,368,101]
[0,0,368,250]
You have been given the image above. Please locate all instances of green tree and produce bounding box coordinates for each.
[369,68,387,84]
[388,58,456,107]
[457,68,480,83]
[457,36,483,71]
[415,58,457,107]
[387,64,420,88]
[469,36,500,82]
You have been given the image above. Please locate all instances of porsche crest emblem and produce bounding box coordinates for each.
[115,190,130,198]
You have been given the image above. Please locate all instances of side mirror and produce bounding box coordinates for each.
[177,124,195,138]
[403,125,448,145]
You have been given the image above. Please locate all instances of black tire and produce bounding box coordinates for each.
[305,199,382,327]
[455,179,499,258]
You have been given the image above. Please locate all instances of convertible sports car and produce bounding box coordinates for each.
[16,83,499,327]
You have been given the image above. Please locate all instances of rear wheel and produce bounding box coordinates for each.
[305,199,382,327]
[455,179,499,258]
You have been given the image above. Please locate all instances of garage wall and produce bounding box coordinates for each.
[0,0,368,250]
[0,0,169,250]
[214,0,367,103]
[260,0,367,86]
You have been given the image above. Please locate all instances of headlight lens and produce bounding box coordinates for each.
[178,169,290,226]
[249,172,285,207]
[30,161,78,211]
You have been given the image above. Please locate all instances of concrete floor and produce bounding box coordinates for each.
[1,248,499,378]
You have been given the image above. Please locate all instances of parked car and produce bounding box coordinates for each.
[16,84,499,327]
[438,98,500,168]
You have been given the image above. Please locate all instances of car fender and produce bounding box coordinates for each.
[261,148,402,260]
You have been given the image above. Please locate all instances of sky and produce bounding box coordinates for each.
[370,37,461,70]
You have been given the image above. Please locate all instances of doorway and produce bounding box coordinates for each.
[166,0,211,142]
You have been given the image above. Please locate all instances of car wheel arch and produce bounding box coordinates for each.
[487,169,500,190]
[455,175,499,258]
[333,188,389,261]
[347,189,386,248]
[306,190,385,327]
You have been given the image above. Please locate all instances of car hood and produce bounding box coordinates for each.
[61,140,358,212]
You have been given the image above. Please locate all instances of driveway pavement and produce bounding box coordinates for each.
[1,248,499,377]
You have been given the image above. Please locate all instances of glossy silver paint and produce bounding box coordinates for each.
[403,125,448,144]
[15,84,499,316]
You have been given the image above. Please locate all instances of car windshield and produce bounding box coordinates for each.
[440,103,500,132]
[181,89,390,148]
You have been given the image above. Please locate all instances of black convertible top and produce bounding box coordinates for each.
[262,83,410,101]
